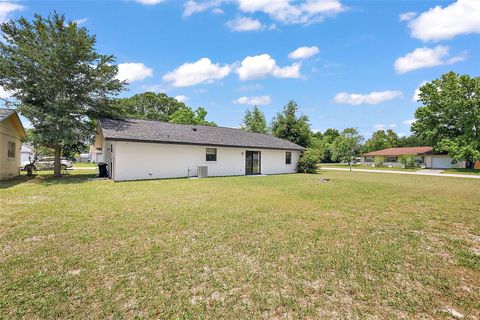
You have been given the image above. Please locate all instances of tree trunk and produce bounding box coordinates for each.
[349,161,352,171]
[53,145,62,177]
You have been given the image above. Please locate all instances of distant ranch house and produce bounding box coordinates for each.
[0,109,27,180]
[361,147,466,169]
[94,118,305,181]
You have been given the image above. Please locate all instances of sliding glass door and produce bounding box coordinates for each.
[245,151,261,175]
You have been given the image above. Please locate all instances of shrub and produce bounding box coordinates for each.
[400,155,416,168]
[298,148,322,173]
[374,156,385,167]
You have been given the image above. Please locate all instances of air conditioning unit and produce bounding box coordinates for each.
[198,166,208,178]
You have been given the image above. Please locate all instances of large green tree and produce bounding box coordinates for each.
[310,128,339,163]
[111,92,188,121]
[412,72,480,166]
[270,101,311,147]
[362,129,399,153]
[241,106,268,133]
[169,107,216,126]
[331,128,364,170]
[0,13,123,176]
[397,134,427,147]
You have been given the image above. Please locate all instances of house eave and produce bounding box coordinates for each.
[104,137,305,151]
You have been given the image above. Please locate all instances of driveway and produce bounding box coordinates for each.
[320,167,480,179]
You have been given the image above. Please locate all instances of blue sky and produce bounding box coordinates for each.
[1,0,479,137]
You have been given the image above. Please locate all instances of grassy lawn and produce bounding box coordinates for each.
[1,171,479,318]
[320,163,421,171]
[442,168,480,176]
[72,163,97,168]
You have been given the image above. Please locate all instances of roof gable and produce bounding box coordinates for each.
[99,118,305,151]
[0,108,27,139]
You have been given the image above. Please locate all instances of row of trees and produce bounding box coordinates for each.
[240,102,366,171]
[242,71,480,171]
[109,92,216,126]
[239,101,428,171]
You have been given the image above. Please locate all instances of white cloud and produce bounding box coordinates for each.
[135,0,164,4]
[407,0,480,41]
[227,17,263,32]
[394,45,465,74]
[237,0,345,24]
[163,58,231,87]
[0,86,14,99]
[412,81,428,102]
[236,54,301,80]
[116,63,153,83]
[288,46,320,59]
[183,0,223,17]
[174,95,189,103]
[183,0,345,24]
[212,8,224,14]
[73,18,88,25]
[234,95,271,105]
[373,124,396,130]
[399,12,417,21]
[333,90,403,105]
[0,1,23,23]
[403,119,415,125]
[236,83,263,92]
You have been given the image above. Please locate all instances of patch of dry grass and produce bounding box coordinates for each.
[0,171,479,318]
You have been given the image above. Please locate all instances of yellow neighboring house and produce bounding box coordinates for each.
[0,108,27,180]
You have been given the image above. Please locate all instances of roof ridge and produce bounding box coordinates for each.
[124,117,266,133]
[105,117,283,139]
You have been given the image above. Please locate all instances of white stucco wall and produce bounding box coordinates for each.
[21,151,31,163]
[107,140,301,181]
[424,155,465,169]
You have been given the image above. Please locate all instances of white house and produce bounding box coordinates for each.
[94,118,304,181]
[361,147,466,169]
[21,144,34,164]
[0,109,27,180]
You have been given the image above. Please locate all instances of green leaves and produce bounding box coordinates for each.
[169,107,216,126]
[362,129,400,153]
[297,148,323,173]
[412,72,480,162]
[331,128,364,165]
[241,106,268,134]
[110,92,188,121]
[0,12,123,175]
[270,101,311,147]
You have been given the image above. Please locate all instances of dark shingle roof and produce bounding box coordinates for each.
[100,118,305,151]
[0,108,15,122]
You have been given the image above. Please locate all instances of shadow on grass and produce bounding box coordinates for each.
[0,171,98,189]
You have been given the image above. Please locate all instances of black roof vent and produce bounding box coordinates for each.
[192,126,198,131]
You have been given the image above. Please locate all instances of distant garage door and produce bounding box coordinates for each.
[431,157,454,169]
